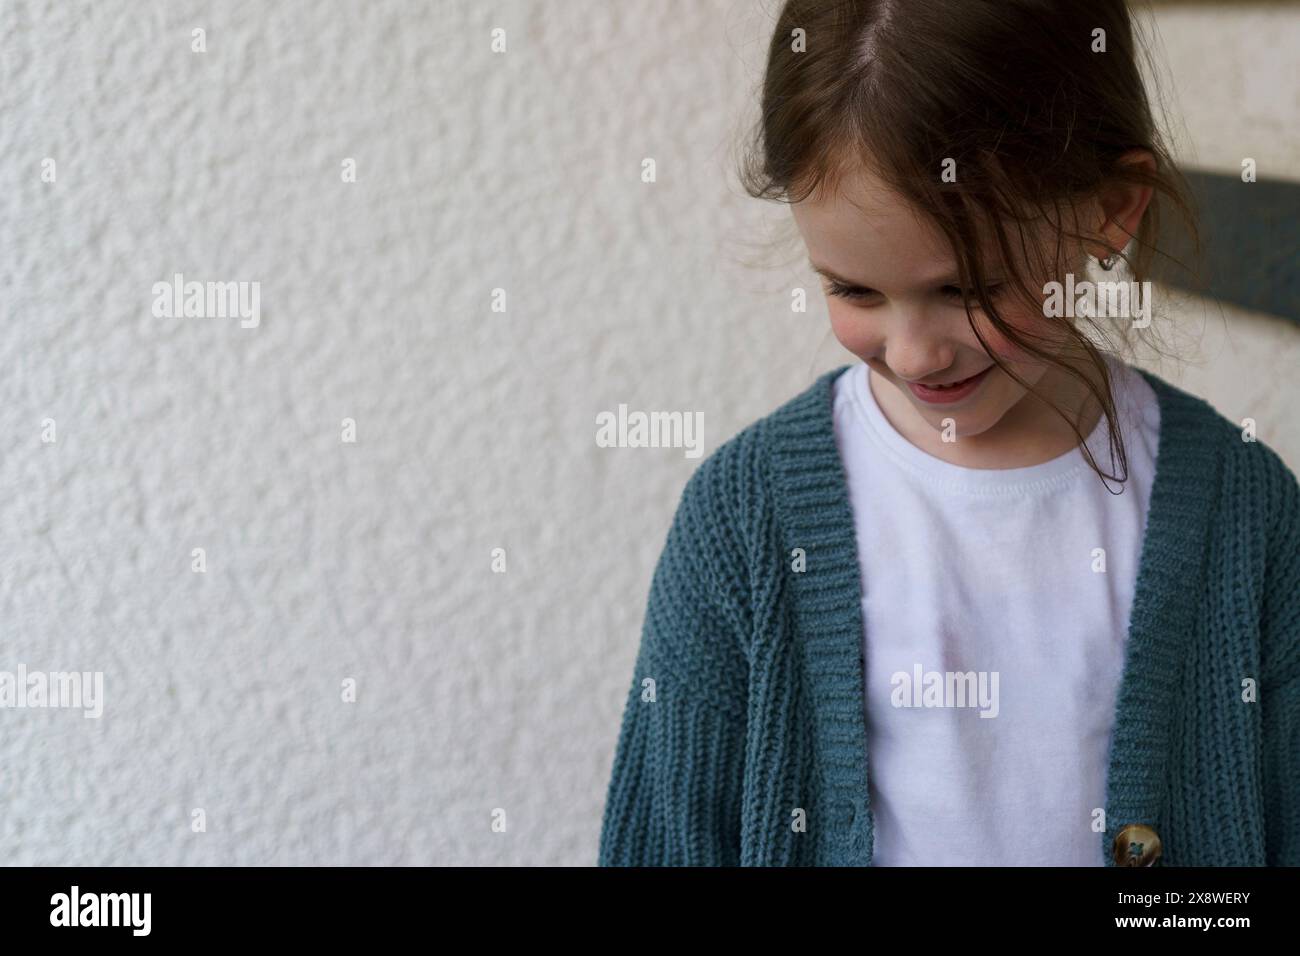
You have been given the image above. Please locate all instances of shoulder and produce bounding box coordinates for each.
[660,365,850,596]
[1135,365,1298,491]
[642,375,847,668]
[1133,364,1236,444]
[677,365,850,521]
[1136,366,1300,574]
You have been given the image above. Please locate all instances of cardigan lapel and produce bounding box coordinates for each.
[767,364,875,865]
[767,362,1220,867]
[1100,369,1221,866]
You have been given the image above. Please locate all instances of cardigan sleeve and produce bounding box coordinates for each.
[1261,457,1300,866]
[597,453,753,866]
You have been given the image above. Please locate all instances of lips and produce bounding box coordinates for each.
[923,371,980,389]
[905,365,993,404]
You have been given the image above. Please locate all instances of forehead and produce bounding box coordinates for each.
[790,165,957,285]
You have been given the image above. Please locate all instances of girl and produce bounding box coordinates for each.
[598,0,1299,866]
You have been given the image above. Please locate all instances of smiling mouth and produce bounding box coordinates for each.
[915,369,987,389]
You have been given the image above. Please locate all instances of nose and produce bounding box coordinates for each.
[882,303,956,382]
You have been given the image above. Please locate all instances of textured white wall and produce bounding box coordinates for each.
[0,0,1295,865]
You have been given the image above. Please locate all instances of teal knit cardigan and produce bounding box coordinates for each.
[598,364,1300,866]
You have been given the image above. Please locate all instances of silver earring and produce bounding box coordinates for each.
[1098,251,1119,271]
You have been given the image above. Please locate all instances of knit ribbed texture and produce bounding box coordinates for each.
[598,364,1300,866]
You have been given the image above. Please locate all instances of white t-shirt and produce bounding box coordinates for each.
[830,354,1161,866]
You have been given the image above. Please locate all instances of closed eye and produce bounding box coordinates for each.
[824,280,1005,305]
[941,283,1003,305]
[824,280,879,302]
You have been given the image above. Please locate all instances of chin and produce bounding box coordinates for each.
[918,401,997,434]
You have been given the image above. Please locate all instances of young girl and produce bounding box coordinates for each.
[598,0,1299,866]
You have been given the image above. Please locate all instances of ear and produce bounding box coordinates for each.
[1090,149,1156,262]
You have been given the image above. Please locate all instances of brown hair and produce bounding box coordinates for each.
[737,0,1201,488]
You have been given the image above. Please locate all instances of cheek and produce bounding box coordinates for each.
[974,303,1061,364]
[828,303,879,357]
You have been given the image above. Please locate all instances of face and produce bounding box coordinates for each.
[791,164,1077,444]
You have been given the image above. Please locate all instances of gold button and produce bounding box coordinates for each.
[1113,823,1162,866]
